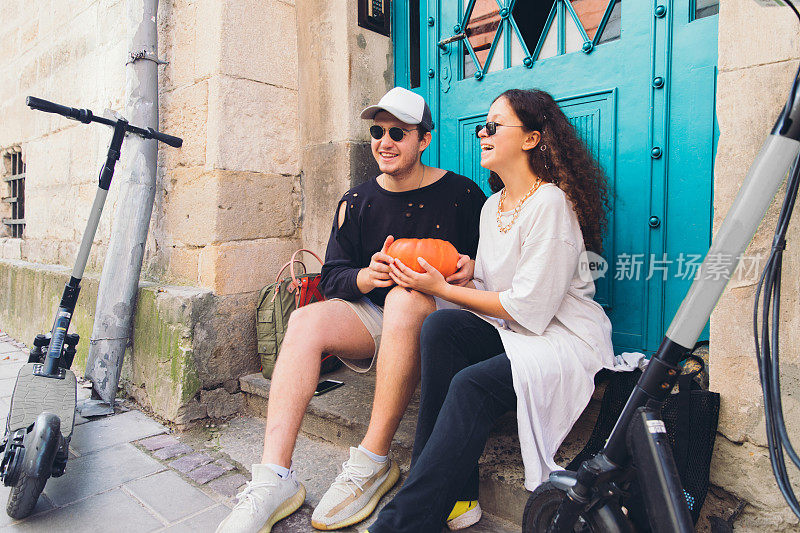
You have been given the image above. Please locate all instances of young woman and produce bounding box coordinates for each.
[367,89,616,532]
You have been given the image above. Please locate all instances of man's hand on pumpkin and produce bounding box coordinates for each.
[445,254,474,287]
[358,235,395,292]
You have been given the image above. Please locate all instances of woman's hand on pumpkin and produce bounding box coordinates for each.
[445,254,474,286]
[389,256,447,296]
[358,235,395,292]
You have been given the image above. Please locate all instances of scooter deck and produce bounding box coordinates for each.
[7,364,76,439]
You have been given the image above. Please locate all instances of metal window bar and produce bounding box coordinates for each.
[539,0,620,59]
[2,150,25,238]
[460,0,621,78]
[506,0,533,68]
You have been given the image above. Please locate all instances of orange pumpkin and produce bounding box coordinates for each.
[387,238,460,277]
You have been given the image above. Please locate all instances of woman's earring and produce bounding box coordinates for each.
[540,144,547,151]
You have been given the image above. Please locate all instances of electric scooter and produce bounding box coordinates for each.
[0,96,182,519]
[523,2,800,531]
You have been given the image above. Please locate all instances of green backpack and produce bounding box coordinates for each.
[256,250,341,378]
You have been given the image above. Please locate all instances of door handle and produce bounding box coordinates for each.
[438,33,467,50]
[648,216,661,229]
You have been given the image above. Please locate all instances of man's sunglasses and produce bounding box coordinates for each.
[475,122,526,137]
[370,125,416,142]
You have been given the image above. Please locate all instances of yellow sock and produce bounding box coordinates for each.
[447,500,478,521]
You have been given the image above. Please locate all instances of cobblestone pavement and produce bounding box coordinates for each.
[0,332,517,532]
[0,332,238,533]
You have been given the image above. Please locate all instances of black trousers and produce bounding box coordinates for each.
[370,310,517,533]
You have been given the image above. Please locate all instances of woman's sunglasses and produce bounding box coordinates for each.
[370,125,416,142]
[475,122,526,137]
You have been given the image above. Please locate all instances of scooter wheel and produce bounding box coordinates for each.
[5,413,61,520]
[522,482,633,533]
[6,471,47,520]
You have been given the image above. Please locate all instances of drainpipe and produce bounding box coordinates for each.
[84,0,162,407]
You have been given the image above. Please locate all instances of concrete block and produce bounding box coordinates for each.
[175,397,208,425]
[138,434,180,452]
[198,237,301,295]
[124,470,215,523]
[207,473,248,499]
[0,260,98,371]
[187,463,226,484]
[0,377,17,397]
[219,0,298,89]
[160,166,218,246]
[160,168,298,248]
[712,61,800,445]
[43,443,165,507]
[200,387,245,419]
[719,0,800,72]
[296,0,351,145]
[710,438,800,531]
[160,0,200,88]
[214,170,298,241]
[162,245,202,286]
[162,504,232,533]
[70,410,168,455]
[301,140,378,254]
[207,75,299,175]
[160,80,208,169]
[211,416,265,473]
[5,488,162,533]
[129,285,211,420]
[214,459,234,472]
[168,452,214,473]
[160,0,221,88]
[296,0,392,145]
[154,443,195,460]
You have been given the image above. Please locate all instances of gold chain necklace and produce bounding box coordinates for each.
[496,179,542,233]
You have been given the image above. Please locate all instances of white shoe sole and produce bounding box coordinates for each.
[447,503,482,530]
[311,461,400,530]
[260,484,307,533]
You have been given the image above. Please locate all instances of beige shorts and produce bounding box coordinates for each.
[330,297,383,373]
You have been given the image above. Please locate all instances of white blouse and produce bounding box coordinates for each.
[472,183,617,489]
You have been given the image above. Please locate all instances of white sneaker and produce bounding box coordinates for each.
[216,464,306,533]
[311,447,399,530]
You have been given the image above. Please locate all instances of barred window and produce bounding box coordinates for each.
[2,148,25,238]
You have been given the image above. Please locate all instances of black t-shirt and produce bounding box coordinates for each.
[319,171,487,307]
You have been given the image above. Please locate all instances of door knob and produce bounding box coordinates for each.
[649,216,661,229]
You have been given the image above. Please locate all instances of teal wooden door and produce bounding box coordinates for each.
[393,0,718,354]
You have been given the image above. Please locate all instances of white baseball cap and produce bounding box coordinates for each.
[360,87,435,131]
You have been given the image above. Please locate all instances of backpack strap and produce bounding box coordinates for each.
[275,259,306,283]
[289,249,324,286]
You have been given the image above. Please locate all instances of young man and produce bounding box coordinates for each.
[216,87,486,533]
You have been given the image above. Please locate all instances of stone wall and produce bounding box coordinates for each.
[710,1,800,530]
[149,0,303,291]
[0,0,128,266]
[0,0,306,420]
[297,0,392,255]
[0,0,395,422]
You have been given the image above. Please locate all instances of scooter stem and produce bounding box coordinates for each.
[40,119,128,377]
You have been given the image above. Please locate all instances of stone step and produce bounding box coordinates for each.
[214,415,518,532]
[240,367,604,527]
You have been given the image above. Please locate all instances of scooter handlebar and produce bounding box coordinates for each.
[27,96,183,147]
[146,127,183,148]
[26,96,92,123]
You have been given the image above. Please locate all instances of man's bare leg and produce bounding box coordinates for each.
[361,287,436,456]
[261,300,375,467]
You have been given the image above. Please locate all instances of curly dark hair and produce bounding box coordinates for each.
[488,89,611,254]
